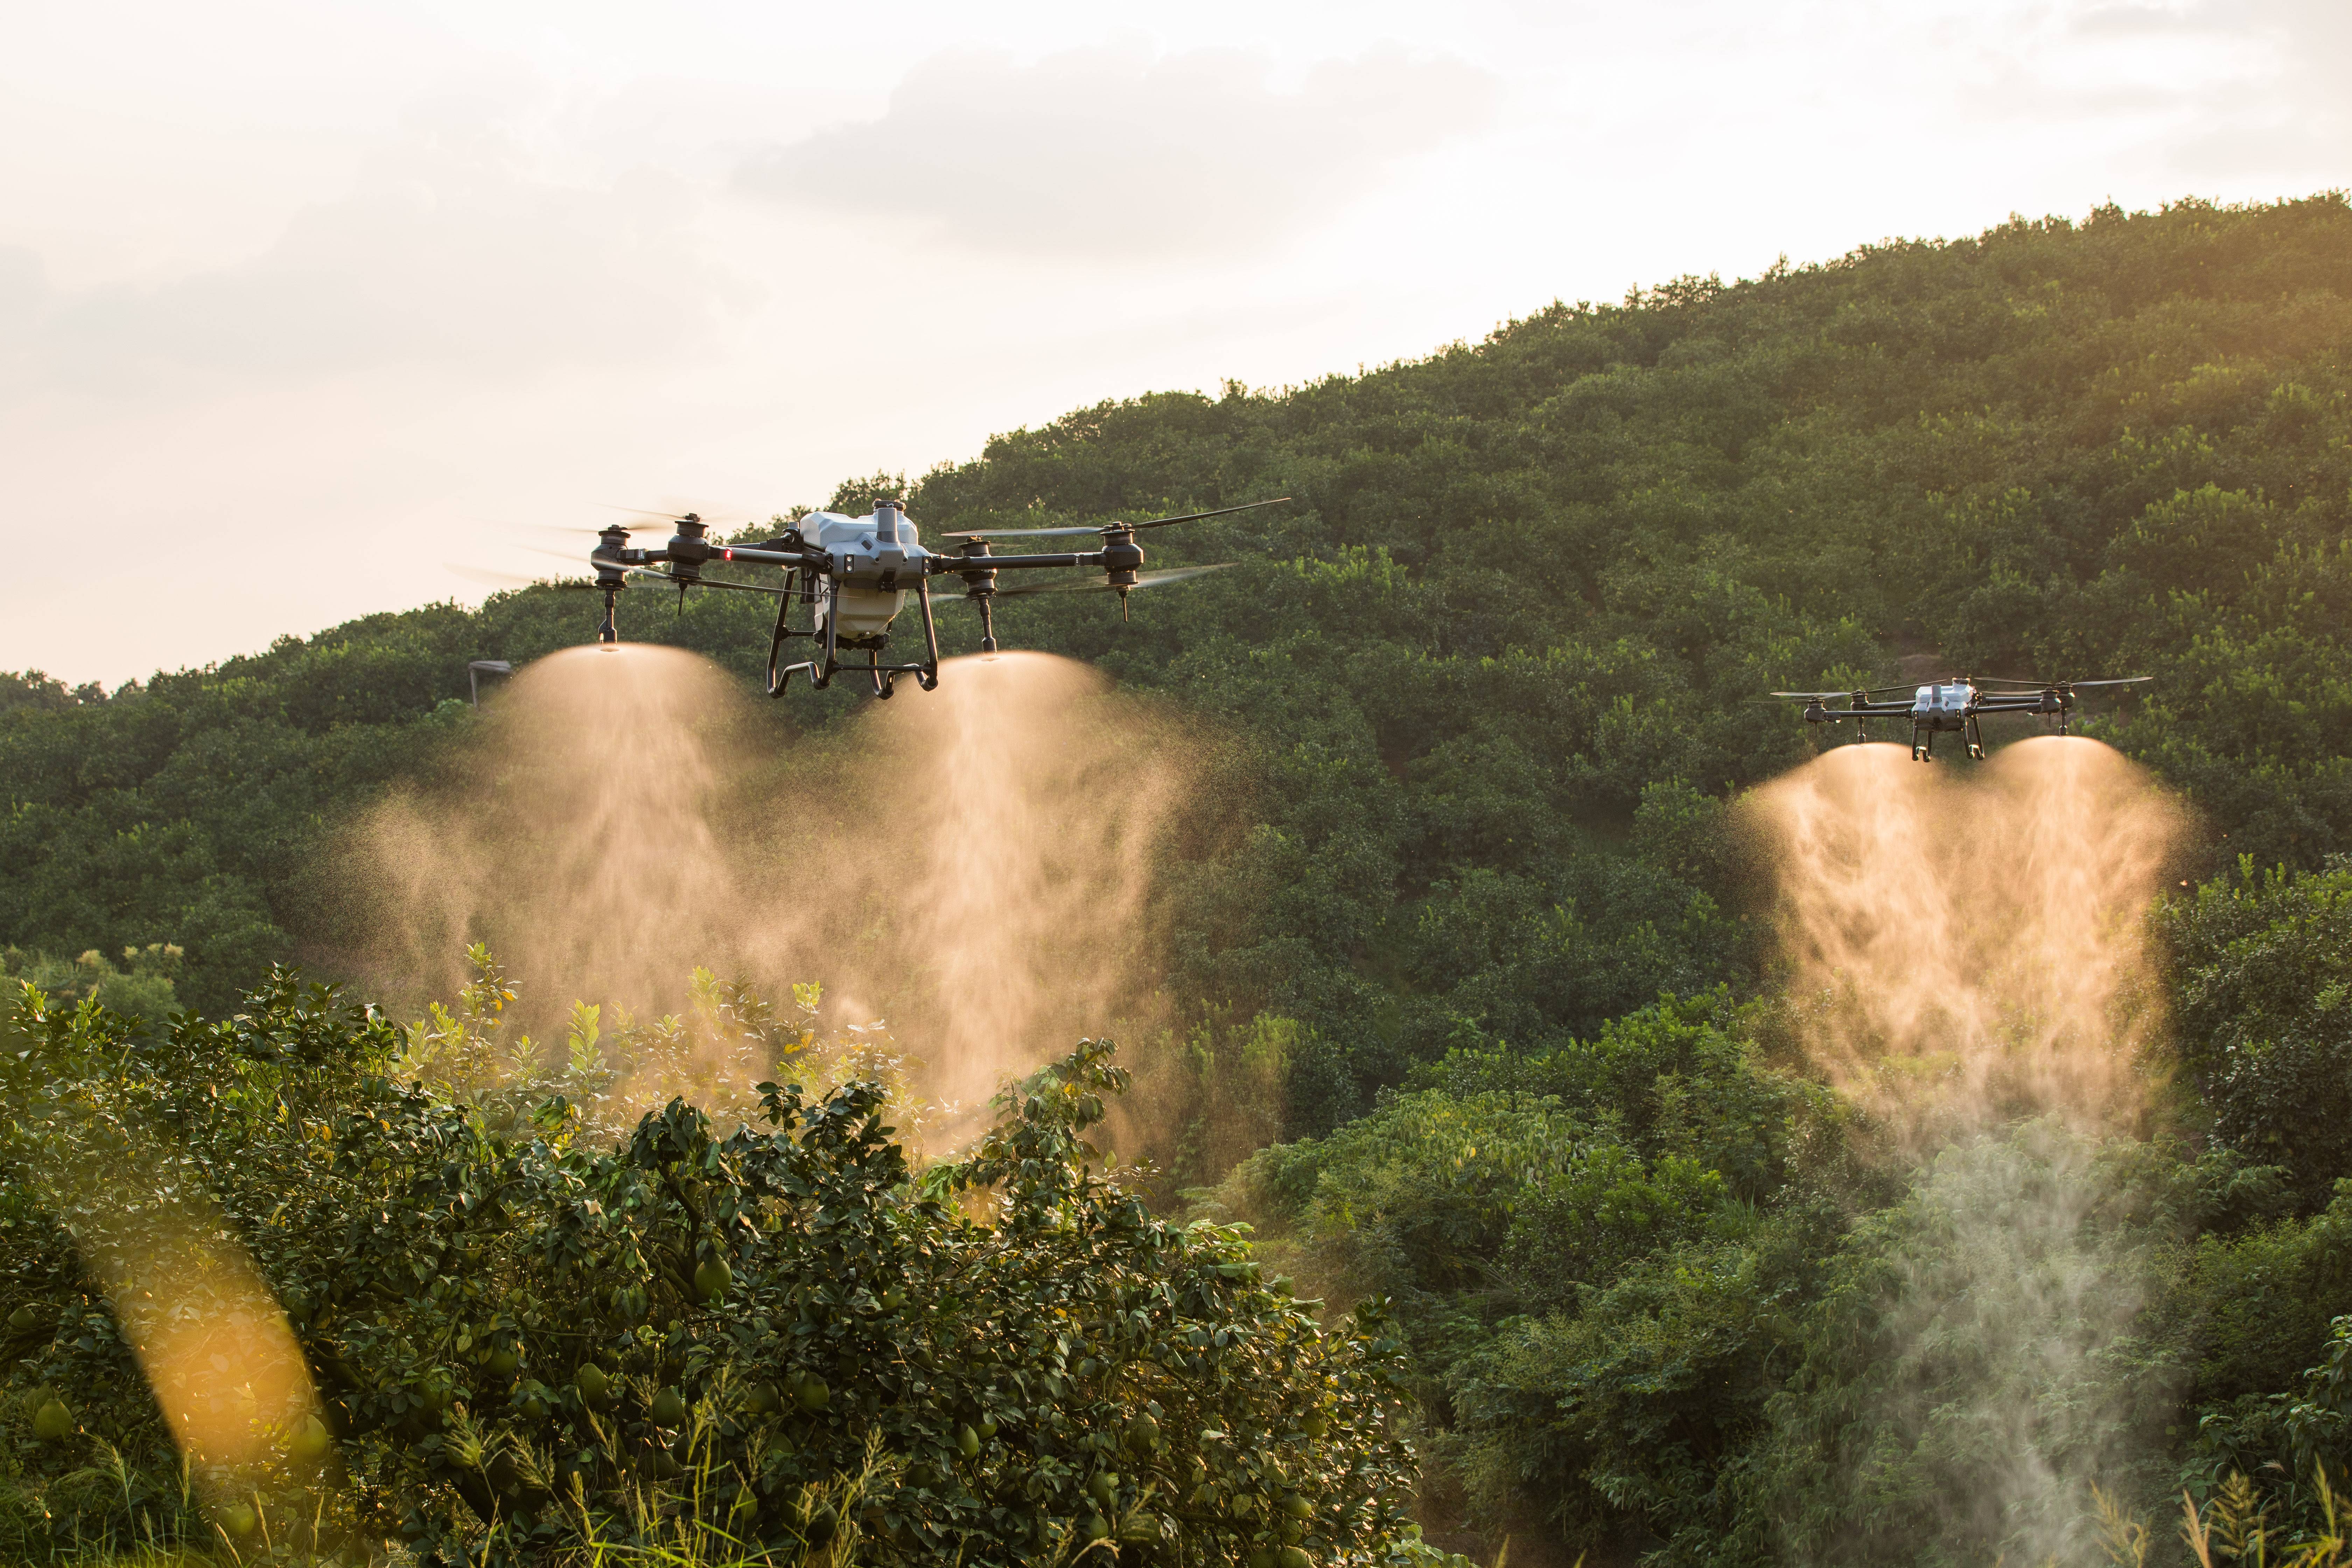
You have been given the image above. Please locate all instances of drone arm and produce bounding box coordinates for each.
[710,544,810,567]
[1807,701,1912,720]
[634,573,791,598]
[926,551,1106,576]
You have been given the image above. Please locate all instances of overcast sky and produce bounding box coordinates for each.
[4,0,2346,682]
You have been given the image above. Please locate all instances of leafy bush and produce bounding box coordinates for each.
[0,966,1436,1566]
[1198,994,1847,1557]
[2160,860,2352,1207]
[2191,1316,2352,1545]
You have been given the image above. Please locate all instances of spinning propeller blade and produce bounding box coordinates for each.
[943,497,1290,540]
[444,564,540,592]
[518,543,629,568]
[1128,497,1293,531]
[1974,674,2154,690]
[958,563,1236,599]
[622,568,790,598]
[1772,684,1916,697]
[941,522,1104,539]
[592,500,757,528]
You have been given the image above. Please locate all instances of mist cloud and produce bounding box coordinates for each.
[735,43,1501,258]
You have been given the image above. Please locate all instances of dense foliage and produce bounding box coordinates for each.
[0,967,1433,1565]
[7,194,2352,1564]
[2159,860,2352,1206]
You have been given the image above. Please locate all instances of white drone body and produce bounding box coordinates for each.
[793,507,929,640]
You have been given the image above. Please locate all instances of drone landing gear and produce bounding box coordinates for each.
[1910,719,1987,762]
[765,571,941,698]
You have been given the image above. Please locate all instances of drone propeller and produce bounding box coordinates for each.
[592,501,757,529]
[445,563,542,592]
[514,542,628,569]
[943,497,1291,540]
[954,563,1236,600]
[623,568,790,598]
[515,521,623,540]
[1771,683,1926,698]
[1974,674,2155,690]
[453,554,629,592]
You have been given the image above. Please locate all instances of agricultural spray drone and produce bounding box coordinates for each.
[1767,675,2153,761]
[571,497,1286,698]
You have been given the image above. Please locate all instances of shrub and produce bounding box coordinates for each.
[1,965,1433,1566]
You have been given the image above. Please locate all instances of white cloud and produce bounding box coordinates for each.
[2161,0,2352,182]
[735,42,1502,258]
[0,126,756,400]
[1936,0,2352,185]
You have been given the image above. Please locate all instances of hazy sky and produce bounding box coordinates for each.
[4,0,2346,682]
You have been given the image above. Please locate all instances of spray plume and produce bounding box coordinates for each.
[1747,736,2190,1563]
[1745,736,2185,1144]
[347,645,1200,1134]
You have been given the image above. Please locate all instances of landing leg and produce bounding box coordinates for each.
[1913,723,1932,762]
[814,579,841,690]
[1966,714,1986,761]
[766,577,799,695]
[914,580,941,690]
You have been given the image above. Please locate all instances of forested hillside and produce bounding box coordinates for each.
[8,194,2352,1565]
[11,197,2352,1086]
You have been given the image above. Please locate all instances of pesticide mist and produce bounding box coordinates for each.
[1749,736,2185,1142]
[348,646,1200,1130]
[1745,736,2189,1566]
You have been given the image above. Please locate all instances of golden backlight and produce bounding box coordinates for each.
[1745,735,2186,1143]
[349,643,1200,1133]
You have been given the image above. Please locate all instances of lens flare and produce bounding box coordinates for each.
[14,1118,340,1542]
